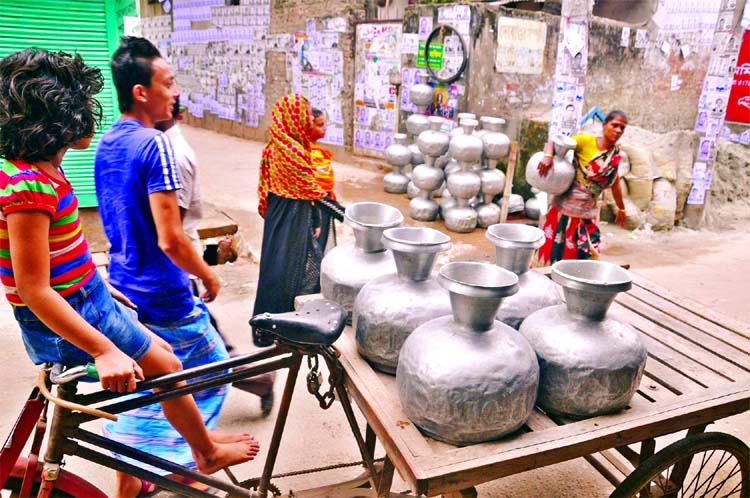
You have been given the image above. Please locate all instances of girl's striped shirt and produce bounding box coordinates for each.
[0,159,95,305]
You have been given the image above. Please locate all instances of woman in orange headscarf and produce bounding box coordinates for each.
[253,95,327,338]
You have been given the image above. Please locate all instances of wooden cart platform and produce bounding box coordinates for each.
[335,272,750,496]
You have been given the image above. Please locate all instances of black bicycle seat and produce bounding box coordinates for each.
[249,299,346,347]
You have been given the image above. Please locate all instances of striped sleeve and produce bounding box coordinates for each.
[0,169,57,217]
[141,132,183,195]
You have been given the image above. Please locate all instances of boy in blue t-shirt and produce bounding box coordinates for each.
[95,37,259,496]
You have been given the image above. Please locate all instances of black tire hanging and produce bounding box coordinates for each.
[424,24,468,84]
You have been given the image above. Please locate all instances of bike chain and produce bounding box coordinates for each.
[240,457,385,496]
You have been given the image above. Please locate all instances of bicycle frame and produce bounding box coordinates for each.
[0,341,379,498]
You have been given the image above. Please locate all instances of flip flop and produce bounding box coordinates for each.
[138,480,160,497]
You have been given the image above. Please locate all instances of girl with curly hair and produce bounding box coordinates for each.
[0,48,258,497]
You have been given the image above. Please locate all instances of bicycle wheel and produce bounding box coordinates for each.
[2,476,74,497]
[611,432,749,498]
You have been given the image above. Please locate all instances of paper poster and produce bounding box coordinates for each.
[705,118,721,138]
[695,110,708,132]
[429,83,461,120]
[454,4,470,22]
[687,185,707,204]
[495,17,547,75]
[418,17,433,40]
[416,41,444,70]
[438,5,456,24]
[635,29,650,48]
[353,23,402,155]
[324,17,348,33]
[401,33,419,55]
[691,162,708,182]
[549,76,585,136]
[697,138,714,161]
[620,27,630,47]
[157,40,173,63]
[564,25,585,57]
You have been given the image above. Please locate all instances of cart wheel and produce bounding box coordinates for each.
[611,432,749,498]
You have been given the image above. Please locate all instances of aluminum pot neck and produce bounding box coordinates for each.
[383,227,451,281]
[345,202,404,253]
[552,134,577,158]
[486,224,545,274]
[551,260,632,320]
[438,262,518,330]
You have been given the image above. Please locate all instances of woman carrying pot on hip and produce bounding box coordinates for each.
[536,110,628,264]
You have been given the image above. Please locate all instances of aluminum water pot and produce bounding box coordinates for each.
[354,227,451,374]
[383,133,411,194]
[320,202,403,322]
[397,262,539,445]
[525,134,577,195]
[409,72,435,110]
[485,224,562,329]
[519,260,648,418]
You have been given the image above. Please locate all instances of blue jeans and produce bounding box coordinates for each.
[13,271,152,366]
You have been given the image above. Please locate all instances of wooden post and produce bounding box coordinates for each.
[499,140,519,223]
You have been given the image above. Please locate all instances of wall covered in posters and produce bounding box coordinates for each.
[285,20,347,146]
[353,22,402,155]
[137,0,363,148]
[164,0,271,126]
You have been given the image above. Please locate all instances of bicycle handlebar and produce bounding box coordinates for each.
[39,368,118,421]
[49,363,99,384]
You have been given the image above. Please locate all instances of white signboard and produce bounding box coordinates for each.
[495,17,547,75]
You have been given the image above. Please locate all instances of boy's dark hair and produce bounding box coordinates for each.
[311,108,324,119]
[111,36,161,113]
[605,110,628,123]
[0,48,103,162]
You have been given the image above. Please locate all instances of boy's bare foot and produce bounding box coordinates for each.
[210,430,254,443]
[193,440,261,475]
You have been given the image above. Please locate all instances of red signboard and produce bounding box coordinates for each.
[725,30,750,124]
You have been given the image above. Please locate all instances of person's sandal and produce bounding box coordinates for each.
[260,389,274,417]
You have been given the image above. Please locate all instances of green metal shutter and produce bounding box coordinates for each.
[0,0,134,207]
